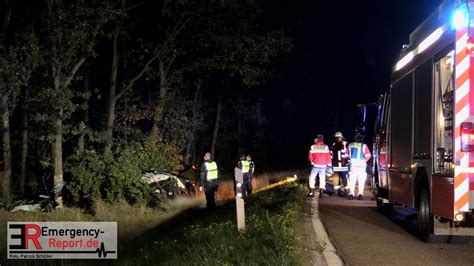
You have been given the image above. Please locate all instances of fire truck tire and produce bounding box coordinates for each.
[418,187,448,243]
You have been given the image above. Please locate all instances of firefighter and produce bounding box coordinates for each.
[307,134,332,198]
[237,155,252,196]
[347,134,372,200]
[199,152,219,209]
[331,131,350,197]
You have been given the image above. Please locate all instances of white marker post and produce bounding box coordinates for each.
[234,167,245,232]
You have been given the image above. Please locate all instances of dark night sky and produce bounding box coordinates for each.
[259,0,444,168]
[0,0,446,170]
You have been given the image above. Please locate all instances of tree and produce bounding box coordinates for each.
[0,0,41,200]
[190,2,292,159]
[103,0,199,157]
[0,41,40,200]
[41,0,115,206]
[184,80,204,165]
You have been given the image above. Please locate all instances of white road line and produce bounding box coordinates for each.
[311,196,344,266]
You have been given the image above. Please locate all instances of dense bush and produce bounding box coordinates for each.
[64,141,179,207]
[103,145,152,205]
[64,151,105,207]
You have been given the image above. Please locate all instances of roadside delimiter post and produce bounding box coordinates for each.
[234,167,245,231]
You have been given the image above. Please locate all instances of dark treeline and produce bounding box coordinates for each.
[0,0,292,207]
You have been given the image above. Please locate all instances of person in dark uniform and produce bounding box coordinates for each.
[331,132,350,197]
[237,155,252,196]
[247,155,255,176]
[199,152,219,209]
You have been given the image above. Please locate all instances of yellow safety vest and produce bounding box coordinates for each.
[241,160,250,173]
[205,161,218,180]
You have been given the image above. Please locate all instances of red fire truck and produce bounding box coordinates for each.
[373,0,474,242]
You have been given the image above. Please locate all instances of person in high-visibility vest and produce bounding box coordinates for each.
[347,134,372,200]
[237,155,252,196]
[308,134,332,198]
[199,152,219,209]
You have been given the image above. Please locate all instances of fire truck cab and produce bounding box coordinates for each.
[373,0,474,242]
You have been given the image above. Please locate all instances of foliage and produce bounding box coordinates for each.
[34,0,120,126]
[64,141,182,207]
[0,33,41,102]
[160,90,193,159]
[64,151,105,207]
[189,2,292,87]
[1,0,292,208]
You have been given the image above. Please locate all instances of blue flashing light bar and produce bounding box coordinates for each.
[452,4,469,30]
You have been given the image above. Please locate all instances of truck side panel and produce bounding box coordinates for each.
[431,175,454,220]
[389,73,414,206]
[414,60,432,159]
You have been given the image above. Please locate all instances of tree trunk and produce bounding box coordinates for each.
[185,81,201,165]
[104,98,116,158]
[53,108,64,207]
[149,60,168,147]
[78,121,85,155]
[78,72,89,155]
[20,110,28,196]
[210,91,223,160]
[2,96,11,200]
[1,0,12,44]
[104,31,119,158]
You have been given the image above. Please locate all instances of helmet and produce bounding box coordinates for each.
[334,132,343,138]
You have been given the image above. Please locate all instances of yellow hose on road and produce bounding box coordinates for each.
[253,176,298,193]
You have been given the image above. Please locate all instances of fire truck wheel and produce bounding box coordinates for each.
[418,187,448,243]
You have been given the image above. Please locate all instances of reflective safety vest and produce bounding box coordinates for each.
[204,161,218,181]
[240,160,250,173]
[309,142,331,168]
[348,142,371,168]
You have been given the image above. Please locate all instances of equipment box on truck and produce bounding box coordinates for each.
[373,0,474,243]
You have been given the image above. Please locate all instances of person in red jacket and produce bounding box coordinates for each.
[307,134,332,198]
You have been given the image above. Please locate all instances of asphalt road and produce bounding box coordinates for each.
[318,190,474,265]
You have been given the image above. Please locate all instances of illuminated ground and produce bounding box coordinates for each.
[318,190,474,265]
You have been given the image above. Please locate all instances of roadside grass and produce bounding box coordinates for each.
[113,182,306,266]
[0,170,307,265]
[0,201,191,264]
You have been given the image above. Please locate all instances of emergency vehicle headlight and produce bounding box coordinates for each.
[452,5,469,30]
[460,122,474,152]
[455,212,465,222]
